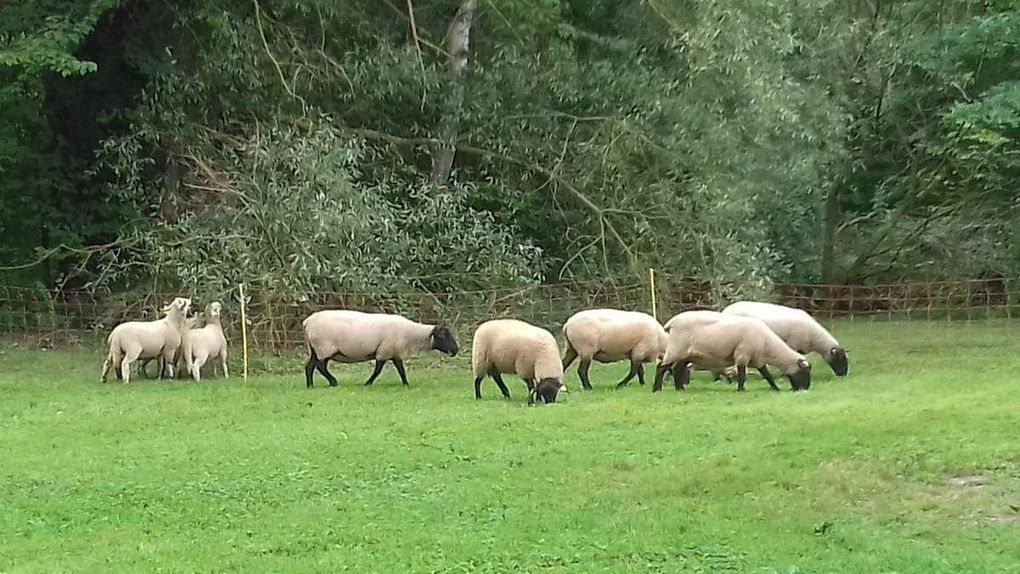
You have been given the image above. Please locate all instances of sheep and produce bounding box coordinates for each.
[722,301,848,376]
[664,310,737,383]
[138,313,204,379]
[302,310,459,387]
[100,297,193,384]
[655,310,811,392]
[182,302,228,382]
[561,308,666,389]
[471,319,565,404]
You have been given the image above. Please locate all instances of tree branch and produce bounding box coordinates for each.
[345,126,639,271]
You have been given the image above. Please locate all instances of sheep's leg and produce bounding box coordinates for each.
[615,359,640,388]
[161,347,176,379]
[392,358,409,386]
[100,353,113,383]
[635,362,646,385]
[736,365,748,391]
[305,351,318,388]
[674,361,691,391]
[757,366,780,391]
[191,352,208,382]
[364,360,387,386]
[652,363,672,392]
[525,379,536,405]
[577,359,593,390]
[491,371,511,399]
[220,350,229,379]
[474,376,484,399]
[121,356,133,385]
[562,344,578,369]
[317,358,339,387]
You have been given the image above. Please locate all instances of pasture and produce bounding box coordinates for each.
[1,320,1018,573]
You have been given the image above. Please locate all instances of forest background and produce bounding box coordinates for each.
[2,0,1018,302]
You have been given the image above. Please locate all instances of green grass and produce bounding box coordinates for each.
[1,320,1019,573]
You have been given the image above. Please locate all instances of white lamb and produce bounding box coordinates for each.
[183,301,228,382]
[100,297,192,384]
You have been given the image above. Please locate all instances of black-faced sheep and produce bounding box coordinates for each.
[722,301,848,376]
[302,310,458,387]
[656,311,811,392]
[472,319,564,404]
[561,308,666,389]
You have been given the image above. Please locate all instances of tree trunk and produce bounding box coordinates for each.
[821,183,840,283]
[429,0,477,187]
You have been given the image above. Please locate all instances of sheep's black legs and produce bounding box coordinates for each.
[758,366,780,391]
[317,358,338,387]
[736,365,748,391]
[652,363,671,392]
[364,360,387,386]
[392,359,409,386]
[675,362,691,390]
[578,359,593,390]
[491,372,511,398]
[305,351,318,387]
[616,359,641,388]
[474,376,484,399]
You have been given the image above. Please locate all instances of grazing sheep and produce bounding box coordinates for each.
[472,319,564,404]
[100,297,193,384]
[656,310,811,392]
[664,310,737,382]
[561,308,666,389]
[183,302,228,382]
[302,310,459,388]
[722,301,848,376]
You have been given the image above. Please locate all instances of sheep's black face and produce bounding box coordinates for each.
[827,347,848,377]
[788,359,812,391]
[430,326,459,357]
[532,378,561,404]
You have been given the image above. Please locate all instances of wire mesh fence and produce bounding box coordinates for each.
[1,276,1017,350]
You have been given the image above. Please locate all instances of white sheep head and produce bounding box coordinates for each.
[162,297,192,317]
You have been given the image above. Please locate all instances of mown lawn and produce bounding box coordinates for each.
[1,319,1018,573]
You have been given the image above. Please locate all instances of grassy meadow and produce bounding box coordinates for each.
[1,319,1018,572]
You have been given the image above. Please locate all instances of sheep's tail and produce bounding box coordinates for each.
[561,338,578,370]
[470,335,487,377]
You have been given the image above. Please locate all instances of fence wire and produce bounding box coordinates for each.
[1,276,1017,349]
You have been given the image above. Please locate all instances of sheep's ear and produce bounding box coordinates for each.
[797,359,810,369]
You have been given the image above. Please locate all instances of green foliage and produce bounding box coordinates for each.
[99,115,542,296]
[0,0,119,77]
[2,0,1020,290]
[2,321,1019,570]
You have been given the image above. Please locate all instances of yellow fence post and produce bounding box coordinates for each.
[238,283,249,382]
[649,268,657,321]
